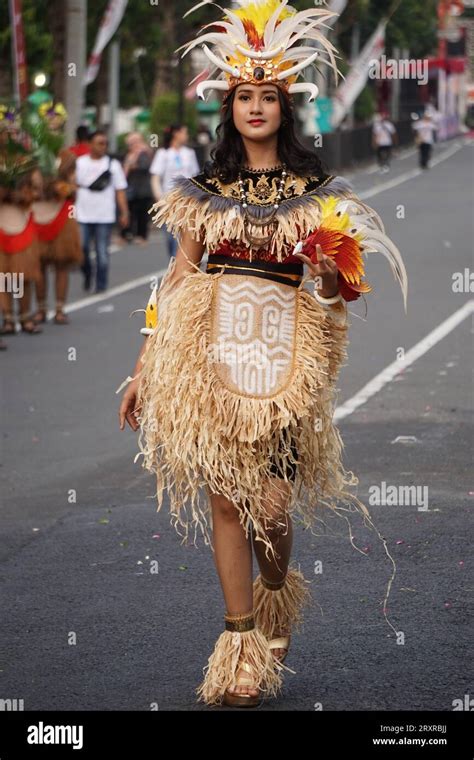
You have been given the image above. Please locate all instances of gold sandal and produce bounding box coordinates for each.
[268,634,291,664]
[0,313,16,335]
[196,611,282,708]
[19,315,43,334]
[54,301,69,325]
[223,660,261,708]
[32,301,47,324]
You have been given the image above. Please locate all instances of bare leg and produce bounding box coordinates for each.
[54,265,70,323]
[33,263,48,323]
[252,477,294,659]
[56,265,69,303]
[19,282,42,333]
[208,490,258,697]
[0,292,15,333]
[252,477,293,579]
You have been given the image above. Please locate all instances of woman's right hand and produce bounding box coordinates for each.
[119,376,141,431]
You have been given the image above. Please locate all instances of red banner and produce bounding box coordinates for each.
[9,0,28,103]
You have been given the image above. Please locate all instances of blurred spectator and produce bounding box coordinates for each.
[150,124,199,258]
[75,129,129,293]
[424,102,442,132]
[122,132,153,244]
[32,150,83,326]
[372,112,397,173]
[412,114,438,170]
[69,125,90,158]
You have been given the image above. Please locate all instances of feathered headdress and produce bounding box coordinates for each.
[177,0,341,103]
[0,136,37,190]
[21,101,68,177]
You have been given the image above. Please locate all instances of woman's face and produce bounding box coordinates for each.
[232,83,282,141]
[175,127,188,146]
[126,133,141,151]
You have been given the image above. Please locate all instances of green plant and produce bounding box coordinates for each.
[354,85,376,124]
[149,93,197,146]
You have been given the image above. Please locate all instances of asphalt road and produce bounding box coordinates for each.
[0,138,472,712]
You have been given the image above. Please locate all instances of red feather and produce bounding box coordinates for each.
[243,20,264,50]
[302,227,372,302]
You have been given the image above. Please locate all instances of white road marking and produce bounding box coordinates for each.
[334,300,474,422]
[47,271,158,320]
[346,146,419,179]
[353,135,468,180]
[358,140,463,200]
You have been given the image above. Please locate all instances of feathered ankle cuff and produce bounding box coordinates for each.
[253,566,312,639]
[196,612,283,706]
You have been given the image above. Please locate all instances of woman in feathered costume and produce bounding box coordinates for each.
[0,109,42,336]
[118,0,408,708]
[30,103,83,326]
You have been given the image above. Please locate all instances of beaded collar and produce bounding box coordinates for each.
[241,164,284,174]
[190,168,334,207]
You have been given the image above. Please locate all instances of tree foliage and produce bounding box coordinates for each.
[0,0,439,106]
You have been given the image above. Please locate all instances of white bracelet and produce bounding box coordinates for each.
[115,374,138,395]
[314,285,342,306]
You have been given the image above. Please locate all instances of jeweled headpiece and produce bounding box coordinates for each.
[177,0,341,103]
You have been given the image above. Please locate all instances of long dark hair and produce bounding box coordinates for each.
[204,87,329,184]
[163,124,184,150]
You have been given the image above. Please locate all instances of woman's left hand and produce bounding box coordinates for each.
[294,243,339,297]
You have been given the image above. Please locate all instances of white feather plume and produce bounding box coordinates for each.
[335,197,408,312]
[179,0,342,94]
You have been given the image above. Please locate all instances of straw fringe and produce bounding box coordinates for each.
[150,175,354,262]
[135,264,370,562]
[0,241,41,282]
[39,218,82,267]
[137,175,400,634]
[196,626,282,706]
[253,566,313,639]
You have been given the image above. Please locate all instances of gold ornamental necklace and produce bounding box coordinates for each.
[237,164,287,248]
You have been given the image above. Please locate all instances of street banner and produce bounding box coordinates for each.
[84,0,128,86]
[331,19,387,128]
[9,0,28,102]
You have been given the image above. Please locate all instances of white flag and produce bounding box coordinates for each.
[84,0,128,86]
[331,19,387,128]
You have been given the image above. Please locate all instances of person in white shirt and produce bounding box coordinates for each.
[372,112,398,173]
[76,130,129,292]
[412,113,438,169]
[424,102,442,127]
[150,125,200,258]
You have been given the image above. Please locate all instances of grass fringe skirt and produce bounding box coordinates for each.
[135,261,374,563]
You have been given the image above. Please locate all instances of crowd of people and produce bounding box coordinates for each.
[0,100,440,353]
[0,113,203,350]
[372,104,441,173]
[65,122,202,286]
